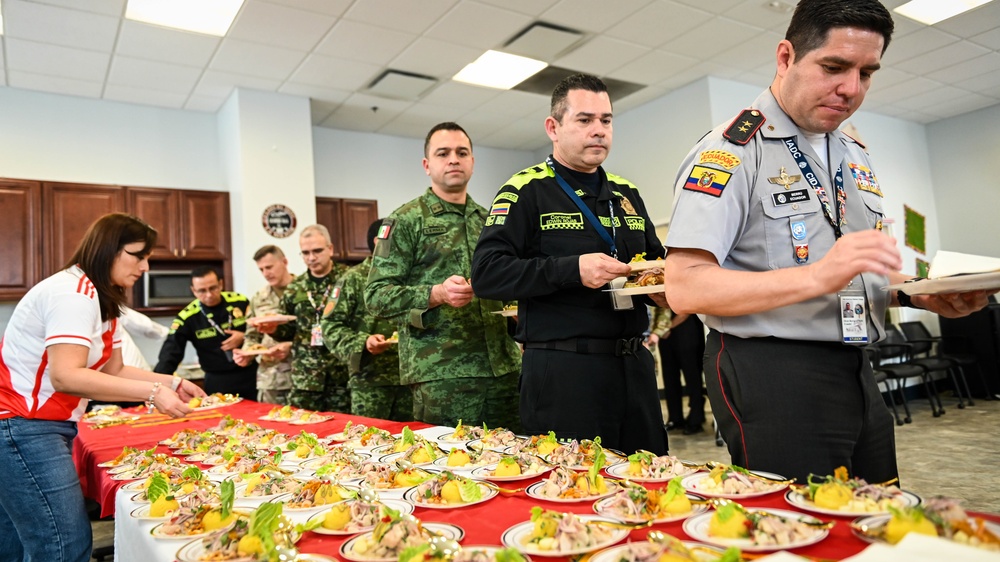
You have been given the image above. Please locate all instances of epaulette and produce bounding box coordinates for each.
[723,109,765,145]
[842,131,866,149]
[177,300,200,320]
[221,291,247,303]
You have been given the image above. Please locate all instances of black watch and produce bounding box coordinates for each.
[897,278,926,309]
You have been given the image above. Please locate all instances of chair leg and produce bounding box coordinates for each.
[957,365,976,406]
[882,381,903,426]
[922,374,945,416]
[947,367,967,409]
[893,379,912,423]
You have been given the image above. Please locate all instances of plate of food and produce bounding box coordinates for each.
[682,504,829,552]
[189,393,243,410]
[380,442,446,467]
[605,452,700,482]
[340,517,464,562]
[151,506,249,540]
[470,455,553,481]
[402,471,498,509]
[593,479,709,524]
[467,428,522,452]
[501,509,628,557]
[492,306,518,317]
[304,499,414,535]
[409,545,533,562]
[434,420,486,444]
[681,464,789,499]
[525,466,619,503]
[785,467,920,516]
[347,465,436,499]
[589,535,731,562]
[174,503,299,562]
[851,498,1000,551]
[543,438,624,471]
[246,314,297,326]
[432,447,503,472]
[241,343,273,356]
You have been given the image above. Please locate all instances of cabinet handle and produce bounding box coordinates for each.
[181,249,187,258]
[173,249,179,257]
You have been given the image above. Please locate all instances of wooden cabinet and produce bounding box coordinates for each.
[126,187,230,261]
[42,182,126,277]
[0,180,41,300]
[316,197,378,262]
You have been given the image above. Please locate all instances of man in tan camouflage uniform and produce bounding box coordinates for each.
[365,122,521,430]
[234,245,294,404]
[322,219,412,421]
[258,225,350,412]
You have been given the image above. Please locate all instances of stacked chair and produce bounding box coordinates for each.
[870,325,947,422]
[865,345,905,425]
[898,320,984,407]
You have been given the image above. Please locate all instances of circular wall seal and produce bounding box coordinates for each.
[261,204,297,238]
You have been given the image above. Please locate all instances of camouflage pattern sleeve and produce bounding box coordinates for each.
[322,266,369,373]
[241,296,264,350]
[364,214,434,326]
[649,306,672,336]
[271,286,299,342]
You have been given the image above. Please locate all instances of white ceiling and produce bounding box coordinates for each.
[2,0,999,150]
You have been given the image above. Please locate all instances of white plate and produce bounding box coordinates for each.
[603,284,664,296]
[304,499,414,534]
[174,529,303,561]
[110,471,145,481]
[592,492,709,524]
[149,522,213,540]
[680,471,788,499]
[682,508,829,552]
[470,464,554,482]
[784,487,921,517]
[501,516,628,557]
[122,480,149,492]
[491,309,518,317]
[379,451,441,467]
[402,481,498,509]
[525,480,620,503]
[886,272,1000,295]
[193,396,243,411]
[850,514,1000,545]
[604,460,699,482]
[590,541,724,562]
[431,456,483,473]
[290,415,334,426]
[246,314,297,325]
[130,504,179,521]
[339,522,465,562]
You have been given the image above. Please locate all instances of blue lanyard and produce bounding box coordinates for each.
[547,157,618,259]
[782,137,846,238]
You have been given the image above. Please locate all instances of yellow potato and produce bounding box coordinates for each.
[537,441,558,456]
[441,480,464,503]
[237,535,264,556]
[202,509,236,531]
[575,474,607,494]
[708,509,750,539]
[315,484,347,505]
[447,450,472,467]
[494,460,521,477]
[885,511,937,544]
[658,492,692,514]
[148,495,178,517]
[532,514,558,538]
[244,474,263,494]
[393,470,426,487]
[295,444,310,458]
[814,481,853,510]
[323,503,352,530]
[410,447,432,464]
[180,482,196,494]
[627,461,643,476]
[188,397,202,408]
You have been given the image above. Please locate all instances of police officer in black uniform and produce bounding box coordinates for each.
[472,74,669,454]
[155,266,258,398]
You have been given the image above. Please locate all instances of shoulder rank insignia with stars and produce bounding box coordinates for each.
[723,109,766,145]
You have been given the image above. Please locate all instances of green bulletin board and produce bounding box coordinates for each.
[916,258,930,278]
[904,205,926,255]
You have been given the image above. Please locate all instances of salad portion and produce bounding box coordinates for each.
[405,471,495,508]
[684,501,828,551]
[853,497,1000,551]
[595,478,704,523]
[682,464,786,497]
[530,449,616,501]
[154,480,241,539]
[176,502,298,561]
[505,508,623,555]
[345,508,460,561]
[788,466,915,515]
[607,451,697,481]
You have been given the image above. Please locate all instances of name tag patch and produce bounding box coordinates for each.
[624,216,645,231]
[195,328,217,340]
[540,212,584,231]
[493,192,518,204]
[422,225,447,236]
[771,189,811,206]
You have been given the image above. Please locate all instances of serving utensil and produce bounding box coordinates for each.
[710,498,834,530]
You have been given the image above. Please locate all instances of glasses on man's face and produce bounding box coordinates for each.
[193,285,221,295]
[300,248,327,257]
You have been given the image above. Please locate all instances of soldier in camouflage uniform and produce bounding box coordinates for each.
[258,225,350,412]
[365,122,522,430]
[234,245,294,404]
[322,219,412,421]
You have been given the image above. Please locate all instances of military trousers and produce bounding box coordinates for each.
[519,346,668,455]
[705,330,898,483]
[411,372,521,432]
[351,384,413,422]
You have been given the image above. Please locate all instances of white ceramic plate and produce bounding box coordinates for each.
[784,487,921,517]
[174,530,302,561]
[402,481,498,509]
[121,480,149,492]
[468,437,519,453]
[304,499,414,535]
[339,522,465,562]
[130,504,179,521]
[149,522,213,540]
[431,456,484,473]
[603,284,664,296]
[290,415,334,426]
[680,471,788,499]
[886,272,1000,295]
[604,460,699,482]
[525,480,620,503]
[592,492,709,523]
[470,463,554,482]
[246,314,297,325]
[682,508,829,552]
[452,545,535,562]
[589,541,723,562]
[501,516,628,557]
[850,514,1000,545]
[193,396,243,411]
[491,309,518,317]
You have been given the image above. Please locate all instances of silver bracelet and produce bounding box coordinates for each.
[145,382,161,414]
[171,376,182,393]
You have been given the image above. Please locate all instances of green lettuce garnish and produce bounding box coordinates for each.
[274,449,283,465]
[588,445,606,487]
[628,451,653,465]
[221,449,235,462]
[181,466,203,481]
[663,476,685,503]
[495,547,528,562]
[530,506,544,522]
[315,463,335,478]
[714,501,742,522]
[458,479,483,502]
[344,421,353,432]
[220,479,235,519]
[146,473,169,503]
[399,543,431,562]
[298,431,319,448]
[402,426,416,446]
[248,502,283,556]
[542,431,557,445]
[718,547,743,562]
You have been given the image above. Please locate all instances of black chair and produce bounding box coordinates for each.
[899,320,984,407]
[865,346,906,425]
[876,326,946,418]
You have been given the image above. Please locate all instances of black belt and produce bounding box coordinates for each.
[523,337,644,356]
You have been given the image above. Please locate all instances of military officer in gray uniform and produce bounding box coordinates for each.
[663,0,993,483]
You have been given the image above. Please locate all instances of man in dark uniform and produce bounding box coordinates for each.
[155,266,257,398]
[471,74,669,454]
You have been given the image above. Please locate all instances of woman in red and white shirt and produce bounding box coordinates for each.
[0,213,205,562]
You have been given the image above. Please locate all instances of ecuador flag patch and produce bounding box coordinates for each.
[683,166,732,197]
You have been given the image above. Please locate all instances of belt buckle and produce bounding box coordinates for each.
[616,338,637,356]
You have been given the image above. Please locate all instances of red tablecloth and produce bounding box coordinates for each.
[75,400,999,561]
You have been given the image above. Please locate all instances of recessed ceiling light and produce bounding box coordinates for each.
[893,0,993,25]
[125,0,244,37]
[453,50,548,90]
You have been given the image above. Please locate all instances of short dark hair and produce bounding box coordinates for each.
[550,73,610,123]
[191,266,221,284]
[786,0,894,58]
[253,244,285,262]
[366,218,384,254]
[67,213,157,322]
[423,122,472,158]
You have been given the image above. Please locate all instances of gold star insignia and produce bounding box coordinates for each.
[738,126,749,132]
[742,120,753,127]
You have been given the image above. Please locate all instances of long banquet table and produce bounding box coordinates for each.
[74,399,998,561]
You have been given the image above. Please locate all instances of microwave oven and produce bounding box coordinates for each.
[138,270,194,307]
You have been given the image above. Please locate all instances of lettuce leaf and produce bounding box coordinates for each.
[220,479,235,520]
[402,426,416,446]
[399,543,431,562]
[458,479,483,502]
[181,466,203,481]
[146,473,169,503]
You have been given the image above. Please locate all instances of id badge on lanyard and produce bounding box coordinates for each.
[311,324,324,347]
[839,286,869,344]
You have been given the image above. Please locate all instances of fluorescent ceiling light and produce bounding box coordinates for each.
[0,0,4,36]
[453,50,548,90]
[893,0,993,25]
[126,0,244,37]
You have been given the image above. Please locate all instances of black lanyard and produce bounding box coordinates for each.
[199,304,229,337]
[782,137,846,238]
[306,283,333,325]
[547,157,618,259]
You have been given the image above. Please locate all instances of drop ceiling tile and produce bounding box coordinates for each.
[210,39,308,81]
[7,70,103,98]
[377,103,463,138]
[116,21,220,68]
[103,83,188,109]
[193,70,282,99]
[932,1,1000,39]
[5,38,111,82]
[424,2,532,50]
[864,77,942,105]
[309,99,341,124]
[554,36,650,76]
[880,28,959,66]
[320,93,413,132]
[956,68,1000,93]
[614,84,669,112]
[658,16,764,60]
[709,31,782,70]
[27,0,124,17]
[288,53,381,90]
[670,0,743,14]
[894,40,990,75]
[928,93,998,119]
[388,37,482,79]
[477,0,560,17]
[185,94,228,112]
[3,0,119,52]
[540,0,653,34]
[718,0,794,31]
[732,69,773,90]
[314,20,417,66]
[605,1,714,49]
[261,0,353,17]
[969,28,1000,51]
[278,83,352,105]
[453,109,525,140]
[228,1,337,51]
[474,89,549,119]
[419,81,501,111]
[607,49,697,85]
[870,67,916,90]
[107,55,203,94]
[894,84,970,112]
[927,52,1000,85]
[342,0,459,34]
